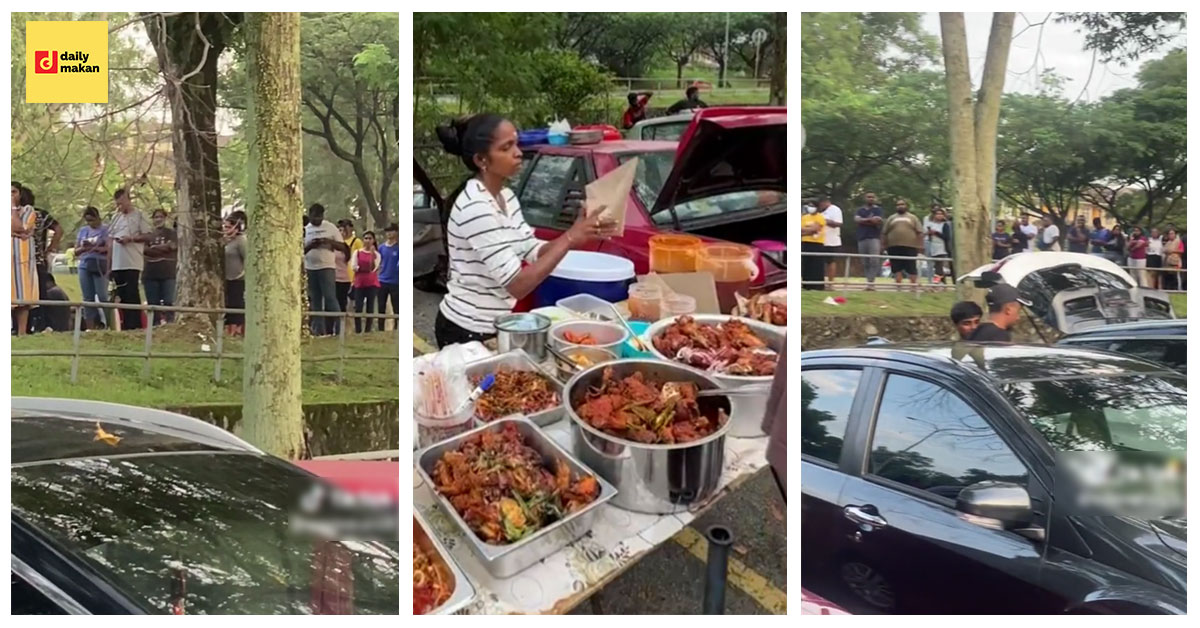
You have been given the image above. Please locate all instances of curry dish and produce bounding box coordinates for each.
[653,316,777,376]
[414,541,450,614]
[576,367,728,444]
[431,422,600,544]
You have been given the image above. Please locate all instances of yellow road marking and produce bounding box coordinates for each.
[413,331,437,355]
[672,526,788,615]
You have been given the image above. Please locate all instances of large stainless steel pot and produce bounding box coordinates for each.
[645,314,784,438]
[494,313,550,361]
[563,359,737,514]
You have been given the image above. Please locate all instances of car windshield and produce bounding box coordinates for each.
[11,453,399,615]
[1001,374,1186,452]
[620,151,785,226]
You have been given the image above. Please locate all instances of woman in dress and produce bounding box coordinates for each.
[12,182,39,335]
[1163,228,1184,291]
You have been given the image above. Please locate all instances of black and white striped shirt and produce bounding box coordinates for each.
[439,178,545,333]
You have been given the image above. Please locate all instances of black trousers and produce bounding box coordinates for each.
[376,282,400,332]
[800,241,825,290]
[434,310,495,349]
[111,269,143,330]
[354,286,378,333]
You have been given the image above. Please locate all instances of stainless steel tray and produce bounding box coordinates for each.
[414,511,475,615]
[464,350,565,427]
[415,416,617,578]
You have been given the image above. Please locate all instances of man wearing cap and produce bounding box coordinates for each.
[969,284,1030,342]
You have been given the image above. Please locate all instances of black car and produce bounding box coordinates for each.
[11,398,400,615]
[801,344,1186,614]
[1056,319,1186,374]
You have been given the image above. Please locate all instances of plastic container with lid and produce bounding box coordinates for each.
[649,234,703,274]
[697,244,760,314]
[555,293,617,321]
[662,294,697,318]
[627,283,663,322]
[533,251,635,309]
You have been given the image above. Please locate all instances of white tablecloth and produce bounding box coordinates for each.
[414,418,769,614]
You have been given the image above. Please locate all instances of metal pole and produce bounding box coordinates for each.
[214,313,226,382]
[70,305,83,384]
[702,525,733,614]
[142,311,154,380]
[337,312,348,383]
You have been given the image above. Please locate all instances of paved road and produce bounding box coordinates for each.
[413,286,788,614]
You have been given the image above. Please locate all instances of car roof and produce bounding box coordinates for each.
[527,140,677,154]
[802,342,1181,384]
[959,251,1138,288]
[1059,319,1187,339]
[11,397,261,466]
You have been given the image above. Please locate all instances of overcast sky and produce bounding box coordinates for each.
[920,12,1186,102]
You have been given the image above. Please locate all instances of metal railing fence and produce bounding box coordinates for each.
[11,300,400,385]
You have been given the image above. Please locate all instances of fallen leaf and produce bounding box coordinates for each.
[94,422,122,447]
[769,502,785,522]
[733,543,749,556]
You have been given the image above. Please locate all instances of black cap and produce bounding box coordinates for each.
[986,284,1031,308]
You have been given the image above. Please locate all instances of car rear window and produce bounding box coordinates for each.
[1002,374,1186,452]
[12,453,399,615]
[620,151,785,226]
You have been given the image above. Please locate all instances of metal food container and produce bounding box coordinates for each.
[414,511,475,615]
[553,345,618,381]
[645,314,784,438]
[415,416,618,578]
[563,359,737,514]
[495,313,551,361]
[464,350,564,427]
[549,320,629,354]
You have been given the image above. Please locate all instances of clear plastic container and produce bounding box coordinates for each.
[649,234,703,274]
[627,283,663,322]
[555,293,616,321]
[415,402,476,449]
[697,244,759,314]
[662,294,697,318]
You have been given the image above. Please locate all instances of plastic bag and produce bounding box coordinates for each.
[548,118,571,134]
[413,344,474,418]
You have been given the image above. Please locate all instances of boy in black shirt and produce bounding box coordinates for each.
[969,284,1030,342]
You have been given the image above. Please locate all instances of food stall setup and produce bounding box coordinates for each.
[412,270,786,614]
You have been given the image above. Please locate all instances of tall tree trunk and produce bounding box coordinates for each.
[769,12,786,106]
[676,59,686,89]
[941,12,1014,302]
[145,13,239,321]
[242,12,305,458]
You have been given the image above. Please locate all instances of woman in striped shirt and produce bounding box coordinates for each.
[433,114,616,348]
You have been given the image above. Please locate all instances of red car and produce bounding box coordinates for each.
[415,107,787,294]
[512,106,786,290]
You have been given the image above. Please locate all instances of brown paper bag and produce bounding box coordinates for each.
[585,157,637,236]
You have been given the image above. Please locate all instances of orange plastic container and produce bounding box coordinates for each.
[697,244,759,314]
[648,234,703,273]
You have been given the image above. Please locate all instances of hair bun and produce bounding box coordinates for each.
[436,119,467,156]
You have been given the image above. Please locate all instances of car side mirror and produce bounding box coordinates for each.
[956,481,1033,527]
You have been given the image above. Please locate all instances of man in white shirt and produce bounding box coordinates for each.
[108,188,153,330]
[1038,217,1061,251]
[818,197,843,288]
[1019,215,1039,246]
[303,203,345,336]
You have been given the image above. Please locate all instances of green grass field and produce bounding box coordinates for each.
[14,273,398,407]
[802,288,1187,318]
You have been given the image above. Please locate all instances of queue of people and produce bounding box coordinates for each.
[12,180,402,336]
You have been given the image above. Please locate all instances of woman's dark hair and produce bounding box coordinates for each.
[12,180,21,190]
[83,206,100,219]
[19,186,34,207]
[113,188,128,201]
[226,210,247,233]
[436,113,507,172]
[362,230,376,244]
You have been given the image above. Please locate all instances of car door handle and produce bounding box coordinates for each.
[844,505,888,529]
